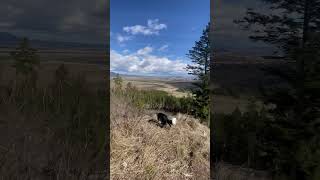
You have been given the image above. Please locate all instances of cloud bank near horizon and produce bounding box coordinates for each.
[111,46,189,76]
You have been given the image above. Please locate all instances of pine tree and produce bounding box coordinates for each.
[236,1,320,179]
[186,23,210,77]
[11,38,39,76]
[186,23,211,122]
[10,37,40,91]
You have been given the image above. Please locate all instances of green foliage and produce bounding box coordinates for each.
[111,80,207,123]
[10,38,40,92]
[114,86,195,114]
[186,23,210,77]
[215,95,320,178]
[112,82,201,119]
[192,76,210,122]
[234,1,320,179]
[113,74,123,90]
[186,23,211,123]
[214,103,272,170]
[235,0,320,55]
[11,38,39,76]
[258,29,320,180]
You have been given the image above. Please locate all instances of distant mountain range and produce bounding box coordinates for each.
[0,32,106,50]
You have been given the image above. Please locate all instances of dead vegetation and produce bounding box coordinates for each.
[214,163,271,180]
[110,94,210,180]
[0,62,107,179]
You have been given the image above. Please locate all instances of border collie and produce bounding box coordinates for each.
[157,113,176,128]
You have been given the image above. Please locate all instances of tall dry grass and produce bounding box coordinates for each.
[110,94,210,180]
[0,64,107,179]
[215,163,271,180]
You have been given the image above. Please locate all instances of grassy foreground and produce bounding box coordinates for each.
[0,62,108,179]
[110,92,210,179]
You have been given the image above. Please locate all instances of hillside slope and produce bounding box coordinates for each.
[110,96,210,179]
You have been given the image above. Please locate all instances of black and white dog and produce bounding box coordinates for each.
[157,113,177,128]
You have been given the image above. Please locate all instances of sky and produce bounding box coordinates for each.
[212,0,275,55]
[110,0,210,76]
[0,0,275,75]
[0,0,107,44]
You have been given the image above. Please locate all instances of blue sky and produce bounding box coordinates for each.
[110,0,209,76]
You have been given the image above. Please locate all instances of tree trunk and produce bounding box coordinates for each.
[297,0,311,121]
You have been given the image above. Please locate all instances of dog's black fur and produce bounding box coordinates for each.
[157,113,173,128]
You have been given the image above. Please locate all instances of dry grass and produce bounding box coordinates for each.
[215,163,271,180]
[0,105,106,179]
[122,79,189,98]
[0,93,107,180]
[110,95,210,180]
[0,61,107,179]
[0,61,107,89]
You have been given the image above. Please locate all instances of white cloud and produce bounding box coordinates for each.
[158,44,169,51]
[111,47,187,75]
[116,34,132,43]
[122,49,130,54]
[137,46,153,55]
[123,19,167,36]
[123,25,151,35]
[147,19,167,30]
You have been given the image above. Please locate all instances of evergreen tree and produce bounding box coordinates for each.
[186,23,211,122]
[10,37,40,91]
[11,38,39,76]
[113,74,123,91]
[236,1,320,179]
